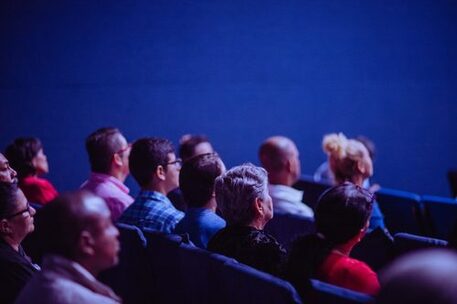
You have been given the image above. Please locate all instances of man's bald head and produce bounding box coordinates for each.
[38,191,111,259]
[259,136,301,185]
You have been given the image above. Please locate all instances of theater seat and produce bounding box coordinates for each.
[375,188,424,235]
[293,175,331,210]
[98,223,152,304]
[422,195,457,239]
[393,232,448,258]
[264,213,315,249]
[310,279,374,304]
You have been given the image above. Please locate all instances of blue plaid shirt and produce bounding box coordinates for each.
[118,190,184,233]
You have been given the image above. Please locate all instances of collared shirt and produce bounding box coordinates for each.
[16,255,121,304]
[118,190,184,233]
[81,172,134,221]
[174,207,226,248]
[269,184,314,218]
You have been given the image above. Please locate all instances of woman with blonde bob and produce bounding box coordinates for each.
[322,132,385,231]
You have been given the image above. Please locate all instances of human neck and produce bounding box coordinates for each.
[108,169,127,183]
[269,172,294,187]
[2,236,20,252]
[142,183,168,196]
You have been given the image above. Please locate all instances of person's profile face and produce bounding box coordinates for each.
[289,144,301,182]
[4,189,36,242]
[90,200,120,270]
[192,142,213,159]
[164,153,181,193]
[0,154,18,183]
[32,149,49,175]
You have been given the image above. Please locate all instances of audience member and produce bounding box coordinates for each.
[322,132,385,231]
[80,127,134,221]
[0,153,18,183]
[118,137,184,233]
[314,135,379,191]
[169,134,215,211]
[16,191,121,304]
[378,249,457,304]
[174,153,226,248]
[178,134,214,162]
[207,164,286,277]
[259,136,314,218]
[286,182,379,297]
[5,137,58,205]
[0,182,39,304]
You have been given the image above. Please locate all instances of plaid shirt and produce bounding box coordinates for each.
[118,190,184,233]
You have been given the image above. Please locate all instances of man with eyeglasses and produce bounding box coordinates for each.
[118,137,184,233]
[81,127,134,221]
[0,182,39,304]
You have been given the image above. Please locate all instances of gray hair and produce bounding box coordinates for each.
[215,163,268,226]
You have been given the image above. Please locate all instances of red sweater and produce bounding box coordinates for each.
[20,176,58,205]
[318,251,380,295]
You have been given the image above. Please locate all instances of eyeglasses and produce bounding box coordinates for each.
[166,158,183,168]
[5,202,32,219]
[114,143,132,156]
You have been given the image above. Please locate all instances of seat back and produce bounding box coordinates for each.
[264,213,315,250]
[293,175,331,210]
[447,170,457,198]
[98,223,152,304]
[375,188,424,235]
[215,259,303,304]
[422,195,457,239]
[310,279,374,304]
[145,230,302,303]
[393,232,448,258]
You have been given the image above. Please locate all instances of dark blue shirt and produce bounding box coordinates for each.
[174,208,226,248]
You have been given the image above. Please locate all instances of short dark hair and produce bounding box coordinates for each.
[286,182,374,296]
[36,191,100,259]
[5,137,43,179]
[129,137,175,187]
[0,182,19,219]
[180,153,224,207]
[85,127,124,174]
[315,182,373,244]
[179,135,210,161]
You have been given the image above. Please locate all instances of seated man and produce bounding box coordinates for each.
[16,191,121,303]
[0,153,18,183]
[168,134,215,211]
[118,137,184,233]
[174,153,226,248]
[81,127,134,221]
[259,136,313,218]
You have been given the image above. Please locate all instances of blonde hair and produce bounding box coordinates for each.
[322,133,370,184]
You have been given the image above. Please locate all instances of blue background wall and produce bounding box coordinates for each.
[1,0,456,196]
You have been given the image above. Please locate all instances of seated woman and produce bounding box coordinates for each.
[207,163,286,277]
[322,132,385,231]
[0,182,39,303]
[286,182,380,297]
[5,137,58,205]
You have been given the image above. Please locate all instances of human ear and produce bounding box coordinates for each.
[112,153,123,167]
[254,197,264,215]
[156,165,166,181]
[79,230,95,256]
[0,219,11,234]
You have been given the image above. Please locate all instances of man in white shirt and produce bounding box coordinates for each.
[259,136,314,218]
